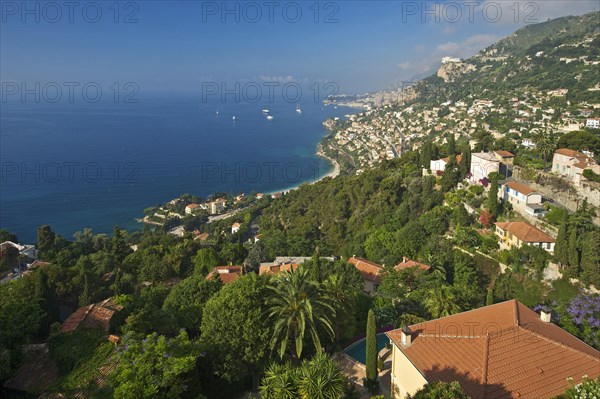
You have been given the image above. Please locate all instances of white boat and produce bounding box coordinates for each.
[216,110,219,115]
[296,104,302,114]
[266,115,274,120]
[232,115,236,121]
[262,109,270,113]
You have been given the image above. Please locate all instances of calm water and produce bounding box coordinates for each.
[344,333,389,364]
[0,95,352,242]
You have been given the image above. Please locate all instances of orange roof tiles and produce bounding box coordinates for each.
[387,300,600,399]
[259,263,300,275]
[495,222,555,243]
[504,181,536,196]
[395,257,431,272]
[441,154,463,164]
[495,150,515,158]
[206,265,243,284]
[60,298,123,334]
[348,257,383,283]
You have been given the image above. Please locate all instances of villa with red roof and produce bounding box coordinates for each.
[494,221,555,252]
[348,256,383,295]
[386,300,600,398]
[395,257,430,272]
[206,265,242,284]
[552,148,599,185]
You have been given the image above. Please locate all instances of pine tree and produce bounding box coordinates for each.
[459,145,471,178]
[554,211,569,266]
[79,274,92,306]
[365,309,377,383]
[112,225,128,262]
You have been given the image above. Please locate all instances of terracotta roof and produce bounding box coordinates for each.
[186,203,199,209]
[194,232,209,241]
[3,349,58,393]
[495,221,554,243]
[387,300,600,399]
[395,257,431,272]
[60,298,123,334]
[494,150,515,158]
[440,154,463,164]
[206,266,243,284]
[555,148,583,157]
[504,181,536,196]
[259,263,300,275]
[348,257,383,283]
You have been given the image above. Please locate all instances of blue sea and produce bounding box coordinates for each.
[0,94,353,243]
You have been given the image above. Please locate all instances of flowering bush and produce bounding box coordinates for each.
[562,375,600,399]
[534,292,600,350]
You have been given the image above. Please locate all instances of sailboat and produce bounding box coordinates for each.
[262,109,270,113]
[232,115,236,121]
[296,104,302,114]
[266,115,274,120]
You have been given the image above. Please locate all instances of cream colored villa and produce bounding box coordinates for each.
[386,300,600,398]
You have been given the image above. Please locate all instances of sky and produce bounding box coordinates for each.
[1,0,599,95]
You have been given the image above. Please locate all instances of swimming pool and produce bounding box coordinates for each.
[343,333,389,364]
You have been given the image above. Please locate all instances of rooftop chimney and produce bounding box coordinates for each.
[540,310,551,323]
[401,325,412,347]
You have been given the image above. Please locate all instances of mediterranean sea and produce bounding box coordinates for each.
[0,94,353,242]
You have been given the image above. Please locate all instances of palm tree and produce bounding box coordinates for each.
[265,267,336,360]
[532,131,556,163]
[259,362,297,399]
[322,273,356,345]
[298,353,346,399]
[424,285,461,319]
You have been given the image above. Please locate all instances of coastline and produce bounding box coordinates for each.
[263,144,340,196]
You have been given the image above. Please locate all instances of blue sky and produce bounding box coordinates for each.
[1,1,599,95]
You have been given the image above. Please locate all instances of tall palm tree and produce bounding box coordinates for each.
[265,267,335,360]
[322,273,356,345]
[532,131,556,163]
[424,285,461,319]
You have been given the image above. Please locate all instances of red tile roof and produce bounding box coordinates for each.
[504,181,536,196]
[259,263,300,275]
[440,154,463,164]
[206,266,243,284]
[495,221,555,243]
[60,298,123,334]
[387,300,600,399]
[348,257,383,283]
[395,257,431,272]
[494,150,515,158]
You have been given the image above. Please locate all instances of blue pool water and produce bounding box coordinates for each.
[344,333,389,364]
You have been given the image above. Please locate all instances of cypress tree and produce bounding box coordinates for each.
[580,230,600,287]
[365,309,377,383]
[487,175,500,217]
[567,227,580,277]
[486,287,494,306]
[554,211,569,266]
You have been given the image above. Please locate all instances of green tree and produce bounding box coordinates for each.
[486,287,494,306]
[487,174,500,217]
[424,285,461,319]
[580,230,600,287]
[201,274,271,389]
[112,225,129,262]
[192,248,220,276]
[365,309,377,383]
[112,330,200,399]
[459,146,471,178]
[37,225,56,258]
[322,273,358,345]
[567,227,580,277]
[265,267,335,361]
[554,211,569,266]
[408,381,471,399]
[259,353,345,399]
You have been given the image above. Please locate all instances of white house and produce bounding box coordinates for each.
[185,203,200,215]
[499,181,543,214]
[429,155,462,174]
[470,152,500,183]
[586,118,600,129]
